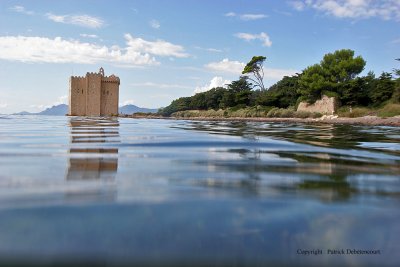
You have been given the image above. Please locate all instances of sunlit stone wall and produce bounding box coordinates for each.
[297,95,338,115]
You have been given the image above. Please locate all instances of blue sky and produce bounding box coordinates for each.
[0,0,399,113]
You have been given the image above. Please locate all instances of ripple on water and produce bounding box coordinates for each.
[0,116,399,266]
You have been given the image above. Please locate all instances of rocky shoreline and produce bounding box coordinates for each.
[121,114,400,127]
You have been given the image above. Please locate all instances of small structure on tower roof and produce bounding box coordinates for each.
[68,67,120,116]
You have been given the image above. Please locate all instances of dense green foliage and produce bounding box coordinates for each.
[159,87,226,116]
[298,49,366,103]
[256,75,300,108]
[159,50,400,117]
[393,59,400,103]
[369,72,395,104]
[158,78,254,116]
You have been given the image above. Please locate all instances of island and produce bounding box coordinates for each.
[146,49,400,126]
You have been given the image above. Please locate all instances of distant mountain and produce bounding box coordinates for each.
[119,104,158,114]
[12,104,68,116]
[13,104,158,116]
[38,104,68,115]
[13,111,33,115]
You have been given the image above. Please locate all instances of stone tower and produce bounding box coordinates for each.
[68,67,120,116]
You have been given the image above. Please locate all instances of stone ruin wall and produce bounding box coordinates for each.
[297,95,338,115]
[69,69,120,116]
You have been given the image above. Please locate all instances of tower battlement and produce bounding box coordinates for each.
[68,67,120,116]
[70,76,85,80]
[101,76,120,83]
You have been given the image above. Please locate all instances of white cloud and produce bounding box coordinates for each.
[0,34,188,66]
[124,33,189,58]
[290,0,400,21]
[53,95,68,106]
[149,19,160,29]
[234,32,272,47]
[0,103,8,108]
[207,48,223,52]
[240,14,268,20]
[80,33,98,39]
[45,13,64,23]
[194,77,231,94]
[224,12,236,17]
[9,5,34,15]
[45,13,105,28]
[205,58,245,74]
[194,46,223,53]
[224,12,268,20]
[130,82,191,89]
[289,1,306,11]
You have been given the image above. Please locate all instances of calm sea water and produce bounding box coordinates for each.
[0,115,399,266]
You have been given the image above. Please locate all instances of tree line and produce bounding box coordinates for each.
[159,50,400,116]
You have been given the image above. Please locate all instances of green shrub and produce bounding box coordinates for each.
[229,104,246,112]
[294,111,312,118]
[377,103,400,117]
[266,107,296,118]
[292,111,322,118]
[312,112,323,118]
[266,107,279,117]
[279,108,295,118]
[392,86,400,103]
[173,107,324,119]
[337,106,376,118]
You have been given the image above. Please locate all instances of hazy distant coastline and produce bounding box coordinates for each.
[11,104,158,116]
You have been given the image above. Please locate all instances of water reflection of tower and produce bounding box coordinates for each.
[66,118,120,181]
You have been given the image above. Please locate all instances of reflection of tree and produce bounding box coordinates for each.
[180,121,400,156]
[276,152,387,202]
[174,120,400,202]
[297,179,351,201]
[256,124,362,149]
[203,149,354,202]
[231,149,261,192]
[197,144,398,202]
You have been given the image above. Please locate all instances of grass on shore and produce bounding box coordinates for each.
[377,103,400,117]
[170,103,400,119]
[337,106,376,118]
[338,103,400,118]
[172,106,322,119]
